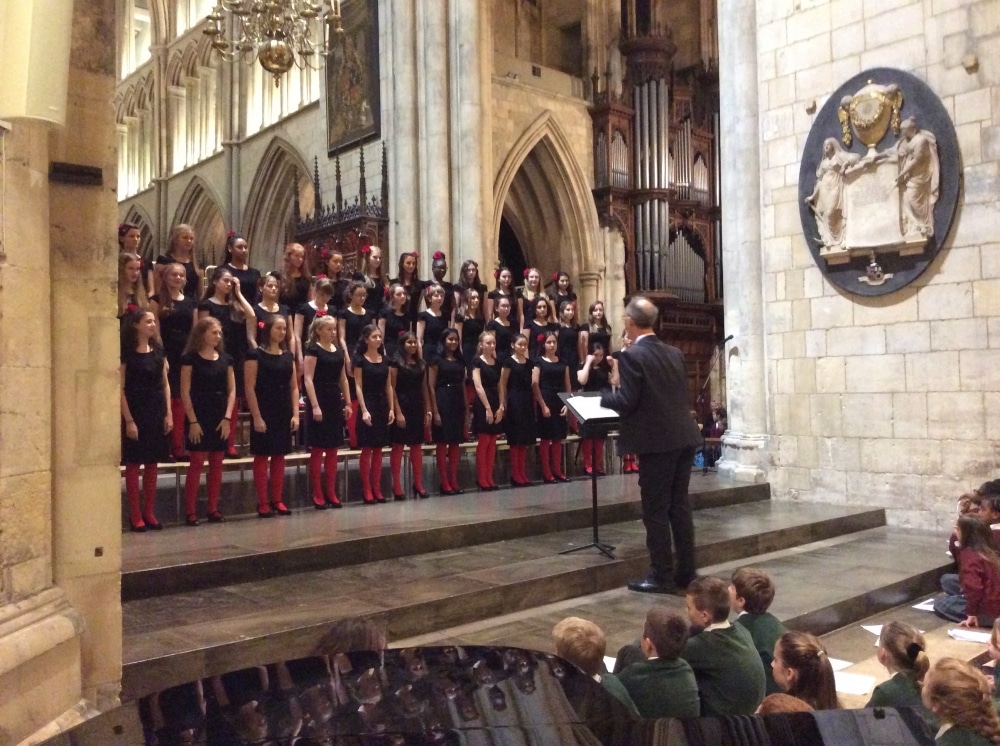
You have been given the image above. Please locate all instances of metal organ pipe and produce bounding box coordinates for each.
[649,82,658,189]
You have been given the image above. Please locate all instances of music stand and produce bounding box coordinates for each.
[558,392,618,560]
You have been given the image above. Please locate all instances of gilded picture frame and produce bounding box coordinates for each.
[326,0,380,156]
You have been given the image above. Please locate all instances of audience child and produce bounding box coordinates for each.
[756,693,814,714]
[921,658,1000,745]
[730,567,787,695]
[988,618,1000,702]
[615,607,700,719]
[866,621,936,726]
[771,631,840,711]
[680,576,766,716]
[935,515,1000,627]
[551,617,639,716]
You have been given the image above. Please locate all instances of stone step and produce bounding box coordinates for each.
[122,474,769,600]
[121,499,884,700]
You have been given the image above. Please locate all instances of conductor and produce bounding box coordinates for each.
[601,297,703,593]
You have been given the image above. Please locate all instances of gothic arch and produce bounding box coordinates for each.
[243,138,313,271]
[173,176,226,266]
[493,112,602,290]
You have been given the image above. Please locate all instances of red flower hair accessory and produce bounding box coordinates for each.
[523,268,530,278]
[320,248,331,260]
[258,321,265,329]
[126,303,138,312]
[398,330,407,337]
[410,251,419,258]
[315,273,327,279]
[536,333,545,343]
[493,269,500,280]
[551,272,559,282]
[433,251,445,261]
[226,230,236,239]
[361,245,372,254]
[384,287,391,298]
[315,309,327,317]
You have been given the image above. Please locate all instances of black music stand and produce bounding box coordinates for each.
[558,392,618,560]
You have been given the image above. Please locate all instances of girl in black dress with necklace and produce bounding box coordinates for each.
[222,232,261,305]
[118,251,148,319]
[180,318,235,525]
[391,251,423,327]
[555,300,582,384]
[485,267,518,330]
[532,331,571,483]
[339,281,375,448]
[546,270,577,323]
[472,331,504,491]
[356,245,388,316]
[526,296,557,360]
[577,344,613,477]
[154,224,201,299]
[354,324,394,504]
[380,283,412,361]
[486,295,515,359]
[120,309,171,531]
[321,247,349,316]
[199,268,256,457]
[279,242,312,312]
[389,332,430,500]
[416,284,449,361]
[303,315,352,509]
[517,267,543,335]
[429,329,468,495]
[152,262,198,460]
[456,260,488,313]
[584,301,612,354]
[245,315,299,517]
[499,334,536,487]
[457,288,485,438]
[253,272,297,358]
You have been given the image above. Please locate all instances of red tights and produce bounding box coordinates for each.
[308,448,340,506]
[185,451,224,517]
[508,445,529,484]
[476,434,499,488]
[346,397,359,449]
[124,463,159,527]
[436,443,461,492]
[359,448,384,502]
[538,439,565,480]
[170,397,186,457]
[390,443,426,495]
[581,438,605,474]
[253,455,287,512]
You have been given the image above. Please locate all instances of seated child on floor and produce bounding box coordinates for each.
[771,631,840,711]
[922,658,1000,746]
[680,576,765,716]
[614,607,699,719]
[935,515,1000,628]
[865,621,936,726]
[730,567,787,695]
[551,616,639,715]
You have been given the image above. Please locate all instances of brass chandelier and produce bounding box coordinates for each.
[204,1,343,85]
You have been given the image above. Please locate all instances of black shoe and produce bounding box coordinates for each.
[393,493,407,501]
[207,511,226,523]
[144,519,163,531]
[511,479,532,488]
[554,475,571,483]
[413,487,429,499]
[328,498,343,509]
[375,496,387,504]
[225,450,240,460]
[627,576,678,594]
[270,502,292,515]
[675,572,700,589]
[595,469,606,477]
[452,487,464,495]
[477,483,491,492]
[542,477,557,484]
[257,509,274,518]
[129,522,147,533]
[313,501,330,510]
[186,514,200,527]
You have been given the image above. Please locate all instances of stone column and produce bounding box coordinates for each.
[390,0,420,266]
[715,0,767,482]
[416,0,452,261]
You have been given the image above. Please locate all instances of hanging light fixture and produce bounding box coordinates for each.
[204,1,343,86]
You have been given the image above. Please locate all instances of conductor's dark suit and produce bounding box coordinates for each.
[601,334,703,587]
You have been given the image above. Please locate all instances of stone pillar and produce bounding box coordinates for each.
[715,0,767,482]
[390,0,420,266]
[449,0,488,268]
[416,0,452,261]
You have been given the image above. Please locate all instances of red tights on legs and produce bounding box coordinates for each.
[390,443,405,495]
[410,445,426,494]
[539,440,553,480]
[550,439,566,479]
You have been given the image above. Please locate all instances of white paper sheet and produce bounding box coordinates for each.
[861,624,882,636]
[834,671,876,696]
[949,628,991,644]
[912,598,937,611]
[603,656,617,672]
[828,657,853,672]
[565,395,620,422]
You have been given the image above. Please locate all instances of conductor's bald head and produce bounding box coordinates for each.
[624,297,658,340]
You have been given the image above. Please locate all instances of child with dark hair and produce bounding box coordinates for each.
[389,332,429,499]
[221,231,261,305]
[428,328,467,495]
[615,607,699,719]
[771,631,840,711]
[354,324,393,504]
[730,567,787,694]
[551,617,638,716]
[935,514,1000,627]
[680,576,766,715]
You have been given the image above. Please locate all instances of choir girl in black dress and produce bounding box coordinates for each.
[532,331,572,483]
[120,309,171,531]
[427,252,456,324]
[253,272,296,357]
[222,232,261,305]
[576,344,613,477]
[354,324,394,504]
[456,260,488,312]
[485,267,518,330]
[379,283,412,360]
[294,278,336,367]
[356,245,388,316]
[546,270,577,323]
[338,280,375,448]
[416,284,449,360]
[429,329,468,495]
[199,268,256,457]
[302,315,352,509]
[499,334,536,486]
[526,296,558,360]
[517,267,544,336]
[584,300,612,354]
[471,331,504,491]
[180,318,236,525]
[456,288,485,437]
[320,247,349,316]
[152,262,198,460]
[389,331,430,500]
[119,222,149,293]
[279,242,312,312]
[118,251,149,319]
[154,224,201,299]
[391,251,423,326]
[245,315,299,517]
[486,295,515,359]
[555,300,582,382]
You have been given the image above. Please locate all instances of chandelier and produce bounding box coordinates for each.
[204,1,343,86]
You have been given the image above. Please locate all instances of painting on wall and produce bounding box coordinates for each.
[326,0,380,156]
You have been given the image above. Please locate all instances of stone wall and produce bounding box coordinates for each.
[755,0,1000,529]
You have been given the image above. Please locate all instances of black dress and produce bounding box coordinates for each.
[355,354,391,447]
[224,264,261,305]
[356,275,388,315]
[198,299,250,396]
[557,324,581,381]
[247,349,294,456]
[182,351,233,452]
[418,310,449,360]
[155,296,196,400]
[527,320,557,359]
[156,256,200,298]
[502,357,536,446]
[253,303,292,347]
[487,289,519,329]
[380,309,411,360]
[423,280,456,323]
[586,325,612,354]
[339,307,376,354]
[121,348,169,464]
[279,275,311,311]
[431,356,465,443]
[486,319,514,359]
[459,317,485,380]
[582,363,611,393]
[304,343,346,449]
[472,357,503,436]
[390,362,426,446]
[296,302,332,352]
[390,278,424,326]
[536,357,568,440]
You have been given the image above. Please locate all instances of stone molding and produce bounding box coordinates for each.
[0,588,85,681]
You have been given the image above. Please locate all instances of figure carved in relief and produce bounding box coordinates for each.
[893,116,939,239]
[804,137,860,249]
